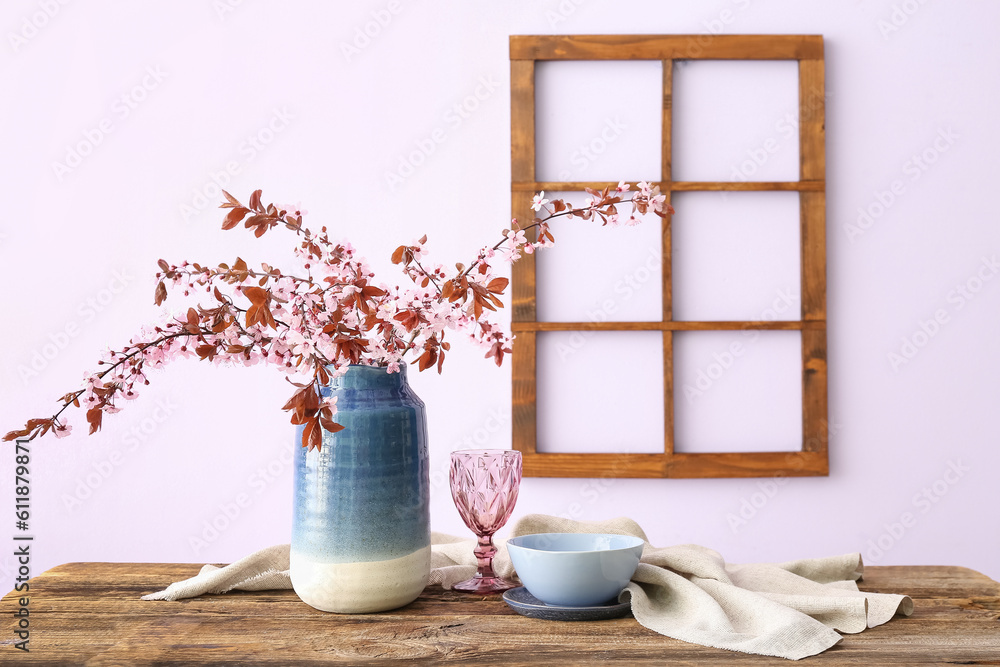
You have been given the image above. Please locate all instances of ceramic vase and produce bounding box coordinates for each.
[290,364,430,613]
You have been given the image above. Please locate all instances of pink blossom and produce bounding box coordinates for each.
[280,202,309,217]
[651,193,668,213]
[500,241,521,263]
[530,192,549,211]
[54,424,72,438]
[11,184,663,447]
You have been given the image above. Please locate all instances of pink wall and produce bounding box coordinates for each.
[1,0,998,594]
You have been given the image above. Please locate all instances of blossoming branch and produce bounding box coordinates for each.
[5,182,672,451]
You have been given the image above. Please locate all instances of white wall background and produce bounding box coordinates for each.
[1,0,998,595]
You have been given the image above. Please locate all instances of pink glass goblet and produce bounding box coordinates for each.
[449,449,523,593]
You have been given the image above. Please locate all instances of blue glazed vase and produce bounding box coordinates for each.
[290,364,430,613]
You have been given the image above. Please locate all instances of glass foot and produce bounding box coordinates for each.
[452,575,519,594]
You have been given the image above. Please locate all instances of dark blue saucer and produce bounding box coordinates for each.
[502,586,632,621]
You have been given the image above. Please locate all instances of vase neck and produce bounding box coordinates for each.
[328,364,408,391]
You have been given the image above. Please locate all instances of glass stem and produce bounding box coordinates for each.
[473,534,498,580]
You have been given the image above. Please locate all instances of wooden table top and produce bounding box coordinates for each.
[1,562,998,665]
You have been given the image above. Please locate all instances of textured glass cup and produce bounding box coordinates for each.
[449,449,522,593]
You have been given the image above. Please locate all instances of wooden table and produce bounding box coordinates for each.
[1,563,998,665]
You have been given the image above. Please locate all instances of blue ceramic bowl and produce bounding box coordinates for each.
[506,533,644,607]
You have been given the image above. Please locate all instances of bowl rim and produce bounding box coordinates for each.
[506,532,645,553]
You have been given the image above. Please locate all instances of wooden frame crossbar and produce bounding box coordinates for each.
[510,34,827,479]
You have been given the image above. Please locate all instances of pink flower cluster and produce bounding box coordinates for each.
[5,184,672,451]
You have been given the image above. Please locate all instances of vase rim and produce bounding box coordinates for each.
[325,363,406,374]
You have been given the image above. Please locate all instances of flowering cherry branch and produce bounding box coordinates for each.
[5,182,671,451]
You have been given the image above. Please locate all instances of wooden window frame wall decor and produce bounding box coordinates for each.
[509,34,827,479]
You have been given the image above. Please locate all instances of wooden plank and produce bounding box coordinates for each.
[512,321,825,332]
[672,180,823,192]
[797,55,827,468]
[510,58,536,184]
[666,451,828,478]
[660,59,673,201]
[4,562,998,665]
[522,453,667,478]
[511,193,537,324]
[512,331,537,456]
[663,331,674,456]
[799,59,826,181]
[513,180,824,192]
[801,328,829,456]
[799,58,826,322]
[661,59,674,322]
[661,59,675,458]
[522,451,829,479]
[800,192,827,322]
[510,58,537,325]
[510,34,824,61]
[510,51,538,461]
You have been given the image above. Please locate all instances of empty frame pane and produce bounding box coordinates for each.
[535,60,662,182]
[536,191,662,322]
[673,331,802,453]
[537,331,664,454]
[672,191,801,321]
[672,60,799,182]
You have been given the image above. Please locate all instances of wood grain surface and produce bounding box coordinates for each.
[2,562,998,665]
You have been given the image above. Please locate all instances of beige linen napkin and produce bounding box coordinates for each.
[143,514,912,660]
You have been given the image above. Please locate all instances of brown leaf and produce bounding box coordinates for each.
[222,207,249,230]
[60,392,82,408]
[486,277,509,294]
[248,189,262,211]
[309,421,322,451]
[391,245,406,265]
[320,417,345,433]
[185,308,201,334]
[301,420,316,450]
[86,408,103,435]
[154,281,168,306]
[195,344,217,360]
[243,286,267,305]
